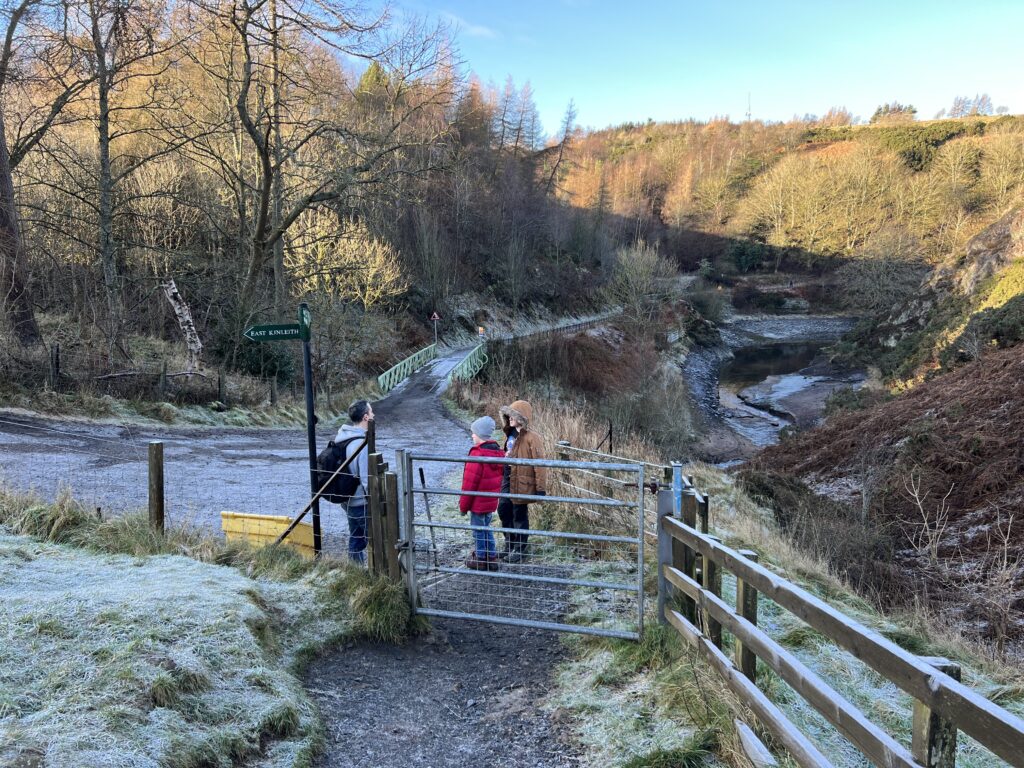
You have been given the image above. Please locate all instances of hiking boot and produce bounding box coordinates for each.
[505,550,523,564]
[466,555,490,571]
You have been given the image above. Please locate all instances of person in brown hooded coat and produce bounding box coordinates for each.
[497,399,546,562]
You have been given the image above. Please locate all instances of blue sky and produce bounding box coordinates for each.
[396,0,1024,137]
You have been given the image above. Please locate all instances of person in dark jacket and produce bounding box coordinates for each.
[497,399,546,563]
[336,400,373,564]
[459,416,504,570]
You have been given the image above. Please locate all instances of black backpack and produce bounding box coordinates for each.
[315,436,363,504]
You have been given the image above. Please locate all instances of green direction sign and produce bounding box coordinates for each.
[243,323,301,342]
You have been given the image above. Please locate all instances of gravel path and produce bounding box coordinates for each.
[0,345,583,768]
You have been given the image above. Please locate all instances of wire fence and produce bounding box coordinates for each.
[0,342,275,407]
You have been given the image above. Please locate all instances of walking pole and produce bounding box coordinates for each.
[418,467,440,568]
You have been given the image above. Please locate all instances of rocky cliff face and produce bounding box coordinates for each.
[861,206,1023,375]
[954,207,1024,295]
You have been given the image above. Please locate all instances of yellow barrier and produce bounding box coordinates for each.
[220,511,315,559]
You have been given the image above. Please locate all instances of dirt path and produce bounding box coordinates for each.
[307,619,580,768]
[0,345,583,767]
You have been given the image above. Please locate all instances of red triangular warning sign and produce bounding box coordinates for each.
[430,312,442,321]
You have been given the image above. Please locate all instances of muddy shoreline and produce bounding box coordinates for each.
[683,313,862,464]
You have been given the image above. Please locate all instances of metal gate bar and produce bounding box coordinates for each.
[416,518,639,543]
[416,608,639,640]
[400,450,647,640]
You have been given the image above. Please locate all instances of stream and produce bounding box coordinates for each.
[684,314,865,464]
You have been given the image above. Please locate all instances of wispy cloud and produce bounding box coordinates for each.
[441,11,499,39]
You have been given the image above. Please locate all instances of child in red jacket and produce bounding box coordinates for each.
[459,416,505,570]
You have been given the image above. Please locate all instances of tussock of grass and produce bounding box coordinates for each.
[348,576,414,643]
[621,729,719,768]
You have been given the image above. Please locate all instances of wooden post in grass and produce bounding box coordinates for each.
[384,472,401,580]
[702,535,723,647]
[656,489,674,625]
[217,367,226,404]
[48,343,60,389]
[270,378,278,405]
[670,464,696,622]
[158,360,168,400]
[148,441,165,534]
[681,490,698,619]
[913,658,961,768]
[735,549,759,681]
[367,453,386,575]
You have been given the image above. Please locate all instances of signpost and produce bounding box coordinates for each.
[243,323,301,342]
[430,311,441,346]
[243,302,322,556]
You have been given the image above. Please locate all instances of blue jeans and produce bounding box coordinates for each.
[346,504,367,562]
[470,512,496,558]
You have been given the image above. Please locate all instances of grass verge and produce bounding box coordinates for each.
[0,487,418,768]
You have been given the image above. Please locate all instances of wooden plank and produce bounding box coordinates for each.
[383,472,401,581]
[702,535,723,648]
[367,453,385,575]
[656,490,674,625]
[148,441,164,534]
[736,720,779,768]
[665,565,923,768]
[665,608,834,768]
[736,549,759,681]
[662,516,1024,766]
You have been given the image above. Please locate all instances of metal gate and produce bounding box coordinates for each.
[395,450,647,640]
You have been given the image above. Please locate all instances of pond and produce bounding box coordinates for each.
[719,342,829,390]
[717,341,865,451]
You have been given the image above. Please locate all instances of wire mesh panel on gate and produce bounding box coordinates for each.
[403,452,646,640]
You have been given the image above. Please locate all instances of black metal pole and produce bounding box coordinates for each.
[301,327,321,556]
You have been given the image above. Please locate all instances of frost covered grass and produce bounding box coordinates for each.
[546,626,738,768]
[0,489,420,767]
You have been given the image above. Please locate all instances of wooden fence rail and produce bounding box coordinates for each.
[656,470,1024,768]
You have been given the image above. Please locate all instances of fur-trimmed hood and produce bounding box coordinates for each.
[500,399,533,431]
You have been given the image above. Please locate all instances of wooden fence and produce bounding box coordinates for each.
[377,343,437,395]
[656,462,1024,768]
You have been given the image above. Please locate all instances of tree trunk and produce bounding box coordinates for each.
[96,67,121,359]
[270,0,286,318]
[0,117,41,346]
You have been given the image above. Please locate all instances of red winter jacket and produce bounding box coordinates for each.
[459,441,505,514]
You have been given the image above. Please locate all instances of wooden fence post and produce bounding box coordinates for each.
[913,658,961,768]
[217,367,226,404]
[148,441,164,535]
[556,441,571,486]
[48,343,60,389]
[670,464,696,623]
[384,471,401,581]
[656,489,674,625]
[367,453,386,575]
[270,378,278,405]
[698,494,710,534]
[735,549,759,681]
[681,490,698,621]
[158,360,168,400]
[703,535,723,648]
